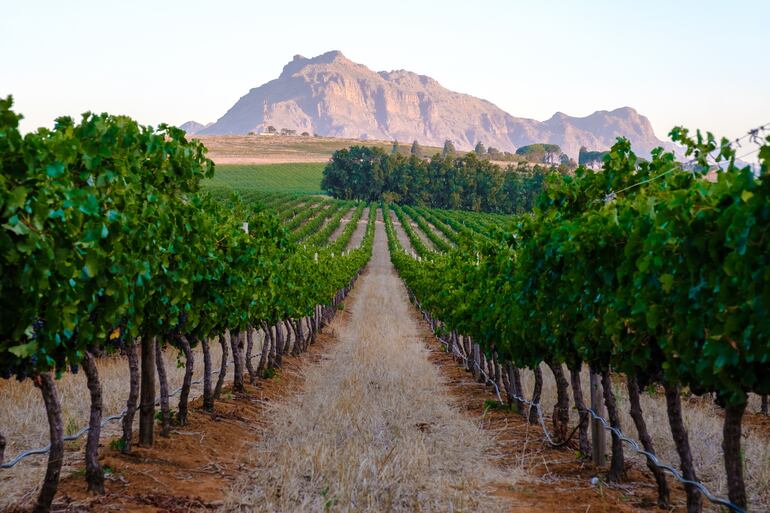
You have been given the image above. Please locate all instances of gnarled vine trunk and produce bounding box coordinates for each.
[664,383,702,513]
[568,364,591,458]
[762,394,768,416]
[529,366,543,425]
[245,327,257,383]
[33,373,63,513]
[155,340,171,437]
[626,375,669,508]
[464,336,473,372]
[290,320,301,356]
[502,361,513,403]
[308,315,316,345]
[139,336,156,446]
[274,324,284,366]
[0,430,6,465]
[121,338,139,453]
[230,331,245,393]
[722,400,747,509]
[601,370,624,482]
[202,337,214,411]
[213,333,229,401]
[177,335,194,425]
[476,347,485,384]
[502,362,517,411]
[269,324,278,367]
[547,360,570,443]
[470,342,479,380]
[284,320,293,353]
[81,351,104,494]
[512,364,524,414]
[258,322,271,371]
[297,318,307,352]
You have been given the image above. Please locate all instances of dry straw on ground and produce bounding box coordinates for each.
[0,342,232,508]
[223,214,516,512]
[518,366,770,512]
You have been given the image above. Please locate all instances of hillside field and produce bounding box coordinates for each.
[195,134,442,165]
[204,162,326,194]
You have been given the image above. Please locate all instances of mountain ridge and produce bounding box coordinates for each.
[199,51,673,158]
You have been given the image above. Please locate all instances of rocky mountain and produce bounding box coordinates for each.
[179,121,211,134]
[200,50,672,158]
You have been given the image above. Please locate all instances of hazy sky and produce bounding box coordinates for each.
[3,0,769,144]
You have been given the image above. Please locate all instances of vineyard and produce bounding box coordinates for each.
[204,163,326,195]
[384,132,770,512]
[1,93,770,513]
[0,98,375,511]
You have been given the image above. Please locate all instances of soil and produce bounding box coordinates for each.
[417,323,692,512]
[40,325,344,513]
[37,297,682,512]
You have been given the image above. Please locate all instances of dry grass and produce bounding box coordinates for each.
[0,336,257,509]
[518,365,770,512]
[196,135,442,165]
[223,212,515,512]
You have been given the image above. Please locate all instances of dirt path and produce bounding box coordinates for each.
[345,207,369,250]
[388,208,414,255]
[328,206,356,243]
[223,209,513,512]
[407,219,436,251]
[424,218,453,246]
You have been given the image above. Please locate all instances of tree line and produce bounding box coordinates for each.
[321,145,560,214]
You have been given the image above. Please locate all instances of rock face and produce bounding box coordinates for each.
[200,50,671,158]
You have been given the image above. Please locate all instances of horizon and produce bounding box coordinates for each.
[2,1,769,146]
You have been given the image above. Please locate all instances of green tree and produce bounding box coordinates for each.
[410,140,422,157]
[474,141,486,155]
[578,146,609,166]
[442,139,456,157]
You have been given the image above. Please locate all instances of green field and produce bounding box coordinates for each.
[204,163,326,194]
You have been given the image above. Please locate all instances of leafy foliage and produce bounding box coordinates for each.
[0,97,374,381]
[322,146,554,213]
[387,130,770,407]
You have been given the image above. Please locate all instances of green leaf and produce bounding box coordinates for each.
[82,254,101,278]
[660,273,674,293]
[46,162,65,177]
[7,186,28,210]
[9,341,38,358]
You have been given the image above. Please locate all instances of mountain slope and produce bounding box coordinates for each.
[179,121,212,134]
[200,51,671,158]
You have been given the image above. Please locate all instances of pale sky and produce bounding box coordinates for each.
[2,0,769,145]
